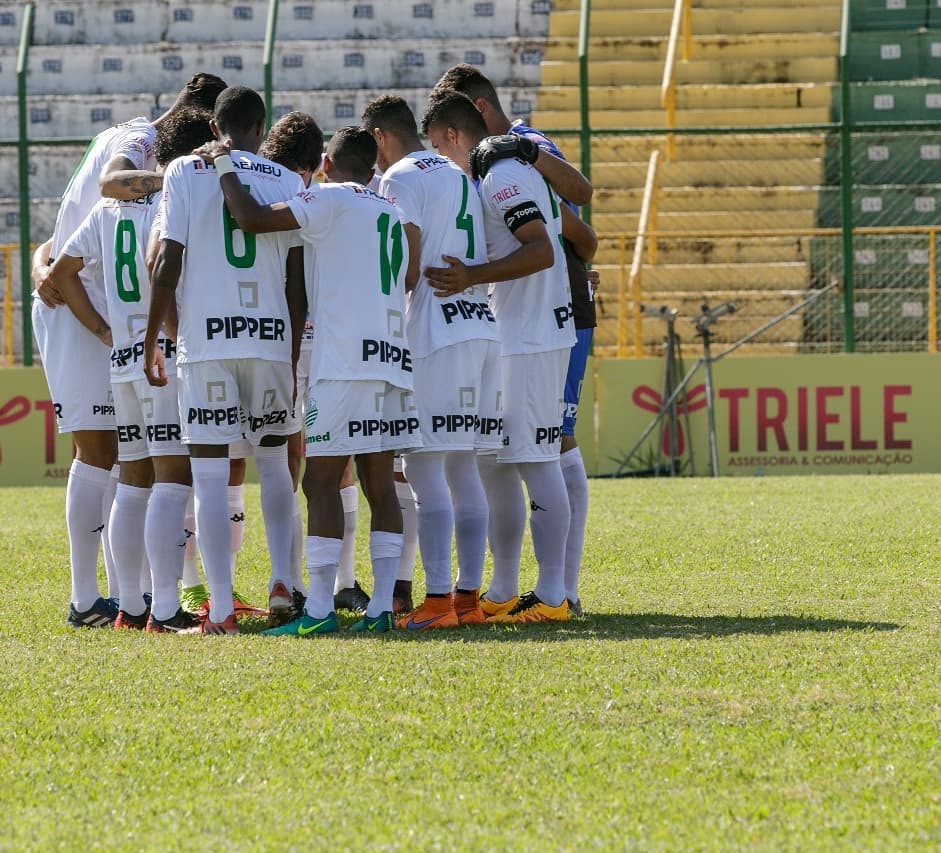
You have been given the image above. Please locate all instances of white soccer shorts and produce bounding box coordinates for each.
[408,339,502,453]
[32,298,115,433]
[304,379,422,457]
[496,347,568,464]
[177,358,297,446]
[112,376,187,461]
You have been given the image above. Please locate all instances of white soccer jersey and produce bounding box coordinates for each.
[380,151,497,359]
[60,193,174,383]
[286,182,411,387]
[51,117,156,260]
[478,159,576,355]
[159,151,303,365]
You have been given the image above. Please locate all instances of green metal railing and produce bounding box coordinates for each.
[262,0,280,133]
[5,0,941,362]
[838,0,855,352]
[16,1,34,366]
[577,0,591,227]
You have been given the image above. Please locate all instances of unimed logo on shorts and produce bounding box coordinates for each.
[305,398,330,445]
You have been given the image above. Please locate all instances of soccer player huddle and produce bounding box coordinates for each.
[33,64,598,636]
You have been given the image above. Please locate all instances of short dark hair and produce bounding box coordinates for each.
[361,95,419,140]
[433,64,500,109]
[260,111,324,172]
[213,86,265,136]
[326,126,377,184]
[174,73,228,111]
[421,89,487,138]
[153,107,214,167]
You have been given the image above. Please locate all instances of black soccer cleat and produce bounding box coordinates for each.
[67,596,119,628]
[334,580,370,614]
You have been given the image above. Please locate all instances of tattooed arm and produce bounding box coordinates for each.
[99,155,163,200]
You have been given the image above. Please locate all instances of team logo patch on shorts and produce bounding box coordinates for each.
[305,399,318,429]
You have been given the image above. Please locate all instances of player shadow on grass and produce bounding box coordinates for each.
[239,612,899,641]
[363,612,899,643]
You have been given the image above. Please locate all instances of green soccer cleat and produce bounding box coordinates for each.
[349,611,395,633]
[180,583,209,613]
[261,612,339,637]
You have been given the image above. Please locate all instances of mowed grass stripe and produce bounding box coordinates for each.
[0,477,939,848]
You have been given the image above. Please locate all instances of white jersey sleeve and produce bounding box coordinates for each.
[287,187,337,240]
[60,203,104,266]
[479,160,575,355]
[158,156,191,246]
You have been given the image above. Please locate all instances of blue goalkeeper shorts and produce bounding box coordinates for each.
[562,327,593,436]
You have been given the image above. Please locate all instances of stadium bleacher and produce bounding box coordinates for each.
[0,0,549,245]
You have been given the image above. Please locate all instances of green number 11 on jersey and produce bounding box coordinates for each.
[376,212,404,295]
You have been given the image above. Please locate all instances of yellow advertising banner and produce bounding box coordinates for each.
[0,368,75,486]
[591,353,939,477]
[2,355,934,485]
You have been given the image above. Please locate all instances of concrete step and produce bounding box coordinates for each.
[591,158,825,189]
[540,56,838,86]
[537,82,833,111]
[532,105,832,129]
[591,209,819,232]
[543,32,839,62]
[549,7,841,38]
[554,133,828,163]
[592,314,806,349]
[638,262,810,289]
[554,0,840,9]
[593,235,813,264]
[593,185,820,213]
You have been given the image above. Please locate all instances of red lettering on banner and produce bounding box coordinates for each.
[0,396,31,464]
[816,386,843,451]
[884,385,912,449]
[757,388,788,451]
[33,400,59,464]
[717,383,914,456]
[797,387,808,451]
[850,386,877,450]
[718,387,749,452]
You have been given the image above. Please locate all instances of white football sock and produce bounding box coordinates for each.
[146,482,191,621]
[395,479,418,582]
[227,483,245,582]
[560,447,589,603]
[140,551,152,596]
[108,483,151,616]
[181,493,201,588]
[254,444,295,591]
[518,460,571,608]
[335,485,359,591]
[66,459,111,611]
[192,457,233,622]
[305,536,342,619]
[101,464,121,599]
[368,531,403,617]
[404,452,453,595]
[447,451,489,592]
[476,453,525,603]
[289,491,305,594]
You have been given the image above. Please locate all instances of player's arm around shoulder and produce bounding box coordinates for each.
[49,252,112,348]
[560,203,597,264]
[530,145,592,207]
[99,155,163,201]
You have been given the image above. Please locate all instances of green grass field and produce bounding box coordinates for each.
[1,476,939,850]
